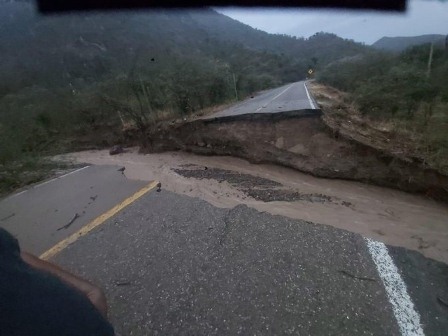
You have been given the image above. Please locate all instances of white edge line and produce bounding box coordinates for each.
[365,238,424,336]
[304,82,317,109]
[34,165,90,188]
[6,166,90,200]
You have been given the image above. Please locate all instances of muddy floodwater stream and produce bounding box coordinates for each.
[60,148,448,264]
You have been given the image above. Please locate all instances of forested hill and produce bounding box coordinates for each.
[187,10,367,65]
[0,2,369,97]
[372,34,446,52]
[0,0,371,190]
[317,42,448,174]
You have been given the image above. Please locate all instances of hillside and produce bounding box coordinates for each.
[187,11,367,65]
[372,34,446,52]
[0,4,369,96]
[0,0,370,193]
[317,43,448,176]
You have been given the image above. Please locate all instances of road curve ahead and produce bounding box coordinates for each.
[209,81,317,119]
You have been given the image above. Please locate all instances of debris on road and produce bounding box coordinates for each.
[0,213,15,221]
[338,269,376,282]
[117,167,126,174]
[54,191,417,336]
[411,235,433,250]
[110,145,124,155]
[156,182,162,192]
[57,213,80,231]
[115,281,132,287]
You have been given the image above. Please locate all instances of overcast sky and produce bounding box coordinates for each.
[217,0,448,44]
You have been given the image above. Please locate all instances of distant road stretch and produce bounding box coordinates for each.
[209,80,317,118]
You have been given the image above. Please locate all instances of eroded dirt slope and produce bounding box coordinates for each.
[139,110,448,201]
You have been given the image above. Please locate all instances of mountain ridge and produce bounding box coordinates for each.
[0,1,370,96]
[372,34,446,52]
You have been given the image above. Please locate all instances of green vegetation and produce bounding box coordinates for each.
[372,34,445,53]
[317,44,448,173]
[0,1,369,193]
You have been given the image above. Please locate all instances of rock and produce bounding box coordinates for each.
[275,137,284,149]
[109,145,124,155]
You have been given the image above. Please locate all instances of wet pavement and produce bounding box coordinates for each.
[52,190,447,336]
[0,165,147,255]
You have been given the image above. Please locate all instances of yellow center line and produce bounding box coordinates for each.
[40,180,159,260]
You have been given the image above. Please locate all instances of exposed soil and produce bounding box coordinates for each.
[60,149,448,264]
[310,81,448,176]
[139,109,448,202]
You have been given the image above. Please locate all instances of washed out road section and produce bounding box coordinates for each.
[66,150,448,264]
[0,165,147,255]
[54,190,404,336]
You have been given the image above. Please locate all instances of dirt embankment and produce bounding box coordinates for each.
[139,110,448,201]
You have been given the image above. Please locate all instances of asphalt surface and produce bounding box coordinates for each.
[209,81,316,118]
[173,166,344,204]
[52,190,447,336]
[0,165,147,255]
[388,246,448,336]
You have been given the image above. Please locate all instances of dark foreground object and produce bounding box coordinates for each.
[0,229,114,336]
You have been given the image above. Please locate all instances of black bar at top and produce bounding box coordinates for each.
[37,0,407,13]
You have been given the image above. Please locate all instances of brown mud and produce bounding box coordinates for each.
[61,149,448,264]
[138,110,448,202]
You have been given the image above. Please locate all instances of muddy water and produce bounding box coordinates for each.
[60,148,448,264]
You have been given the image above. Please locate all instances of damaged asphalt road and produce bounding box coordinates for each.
[173,165,351,205]
[1,161,447,335]
[54,190,447,336]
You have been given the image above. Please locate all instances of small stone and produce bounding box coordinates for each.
[109,145,124,155]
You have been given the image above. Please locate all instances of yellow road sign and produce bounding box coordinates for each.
[308,69,314,75]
